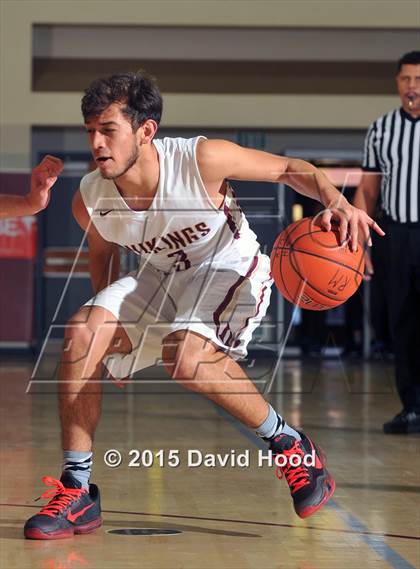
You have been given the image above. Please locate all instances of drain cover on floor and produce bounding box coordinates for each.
[107,529,183,536]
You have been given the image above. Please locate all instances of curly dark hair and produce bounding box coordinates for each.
[397,51,420,73]
[81,71,163,131]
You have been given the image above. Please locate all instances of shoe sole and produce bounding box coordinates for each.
[384,426,420,434]
[296,471,336,519]
[296,444,336,519]
[24,517,102,540]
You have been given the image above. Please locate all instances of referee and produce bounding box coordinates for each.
[354,50,420,434]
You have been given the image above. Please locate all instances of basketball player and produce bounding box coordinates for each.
[0,156,63,219]
[24,72,384,539]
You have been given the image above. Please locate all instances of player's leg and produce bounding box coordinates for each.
[162,330,334,518]
[25,266,176,539]
[59,305,132,452]
[162,257,335,518]
[24,305,132,540]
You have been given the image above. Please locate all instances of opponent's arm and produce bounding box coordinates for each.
[0,195,36,219]
[197,139,385,251]
[72,190,120,294]
[0,155,63,219]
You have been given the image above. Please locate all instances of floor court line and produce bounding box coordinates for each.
[1,502,418,543]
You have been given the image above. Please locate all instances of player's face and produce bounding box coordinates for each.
[85,103,140,180]
[396,64,420,115]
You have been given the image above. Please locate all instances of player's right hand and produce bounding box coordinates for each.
[27,155,64,213]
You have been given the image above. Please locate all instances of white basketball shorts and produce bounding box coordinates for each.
[84,254,273,378]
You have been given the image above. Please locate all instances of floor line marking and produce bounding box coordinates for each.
[2,502,418,542]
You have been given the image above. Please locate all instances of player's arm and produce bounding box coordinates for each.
[72,190,120,294]
[197,139,384,251]
[0,155,64,219]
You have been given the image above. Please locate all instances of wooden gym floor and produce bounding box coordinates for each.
[0,355,419,569]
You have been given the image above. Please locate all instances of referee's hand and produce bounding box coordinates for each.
[320,200,385,252]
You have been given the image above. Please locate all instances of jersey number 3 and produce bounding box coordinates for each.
[167,249,191,271]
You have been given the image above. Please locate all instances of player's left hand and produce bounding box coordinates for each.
[319,199,385,252]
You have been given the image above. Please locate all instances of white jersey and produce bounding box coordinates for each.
[79,136,262,275]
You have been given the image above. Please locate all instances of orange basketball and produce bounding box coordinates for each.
[270,217,365,311]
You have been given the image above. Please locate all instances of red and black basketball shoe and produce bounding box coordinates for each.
[24,472,102,539]
[269,432,335,518]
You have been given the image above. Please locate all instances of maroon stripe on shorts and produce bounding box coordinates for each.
[231,276,272,347]
[220,324,230,342]
[213,256,259,341]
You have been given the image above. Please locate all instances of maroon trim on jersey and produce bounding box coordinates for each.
[223,202,241,239]
[213,256,259,344]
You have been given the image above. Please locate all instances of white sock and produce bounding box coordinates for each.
[256,405,301,440]
[62,450,92,489]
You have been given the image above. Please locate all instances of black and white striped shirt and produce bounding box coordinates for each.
[362,108,420,224]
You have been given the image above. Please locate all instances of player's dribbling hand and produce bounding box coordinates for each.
[319,200,385,252]
[27,155,64,213]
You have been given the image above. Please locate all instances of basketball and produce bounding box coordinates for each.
[270,216,365,311]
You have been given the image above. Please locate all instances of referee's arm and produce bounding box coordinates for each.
[353,172,381,218]
[354,122,382,217]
